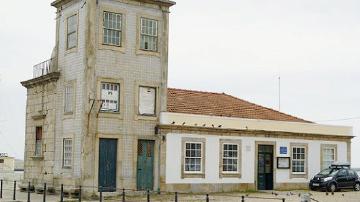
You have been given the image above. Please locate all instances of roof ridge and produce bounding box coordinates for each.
[222,93,312,123]
[168,87,225,95]
[168,87,312,123]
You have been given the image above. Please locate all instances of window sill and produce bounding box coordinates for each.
[63,112,75,120]
[220,172,241,178]
[65,47,78,55]
[135,114,157,121]
[136,49,160,57]
[98,112,123,119]
[30,156,44,160]
[99,44,126,53]
[182,172,205,179]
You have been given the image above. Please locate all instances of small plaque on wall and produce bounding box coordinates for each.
[277,157,290,169]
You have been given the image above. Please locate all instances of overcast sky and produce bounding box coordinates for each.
[0,0,359,167]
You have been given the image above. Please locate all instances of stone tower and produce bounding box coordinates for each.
[21,0,175,193]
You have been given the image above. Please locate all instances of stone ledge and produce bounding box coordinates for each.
[21,72,60,89]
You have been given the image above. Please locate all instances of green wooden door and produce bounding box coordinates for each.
[98,138,117,192]
[258,145,274,190]
[136,140,155,190]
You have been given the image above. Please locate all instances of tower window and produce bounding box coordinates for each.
[100,82,120,112]
[64,84,74,113]
[103,11,122,46]
[67,14,78,49]
[138,86,156,116]
[140,18,158,52]
[63,138,72,168]
[35,127,42,157]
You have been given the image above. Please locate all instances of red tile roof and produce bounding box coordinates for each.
[167,88,311,123]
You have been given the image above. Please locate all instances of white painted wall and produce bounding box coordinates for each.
[165,133,348,184]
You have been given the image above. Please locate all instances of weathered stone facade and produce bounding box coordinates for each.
[22,0,174,193]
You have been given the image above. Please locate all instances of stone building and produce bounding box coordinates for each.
[21,0,353,194]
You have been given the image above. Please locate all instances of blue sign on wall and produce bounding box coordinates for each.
[280,146,287,155]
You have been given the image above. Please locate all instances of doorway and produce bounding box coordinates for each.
[136,140,155,190]
[98,138,117,192]
[257,145,274,190]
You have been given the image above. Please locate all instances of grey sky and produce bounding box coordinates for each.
[0,0,359,166]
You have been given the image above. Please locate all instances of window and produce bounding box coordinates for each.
[222,144,239,173]
[292,147,306,173]
[0,159,4,163]
[184,142,202,173]
[35,127,42,156]
[67,14,77,49]
[64,85,73,113]
[100,83,120,112]
[138,86,156,116]
[63,138,72,168]
[322,146,336,170]
[103,11,122,46]
[140,18,158,51]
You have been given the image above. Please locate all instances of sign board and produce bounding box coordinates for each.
[280,146,287,155]
[277,157,290,169]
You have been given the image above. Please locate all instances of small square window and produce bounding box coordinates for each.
[100,82,120,112]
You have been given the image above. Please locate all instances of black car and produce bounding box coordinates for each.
[309,165,360,192]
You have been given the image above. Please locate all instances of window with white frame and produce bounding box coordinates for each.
[292,147,306,173]
[322,146,336,170]
[35,127,42,156]
[64,85,73,113]
[100,83,120,112]
[184,142,202,173]
[103,11,122,46]
[67,14,78,49]
[222,144,239,173]
[138,86,156,116]
[140,18,158,51]
[63,138,72,168]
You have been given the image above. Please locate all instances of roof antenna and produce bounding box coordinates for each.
[278,75,281,111]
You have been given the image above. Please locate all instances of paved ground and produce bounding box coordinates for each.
[0,190,359,202]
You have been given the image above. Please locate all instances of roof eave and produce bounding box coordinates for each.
[51,0,176,8]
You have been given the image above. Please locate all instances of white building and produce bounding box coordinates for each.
[20,0,353,194]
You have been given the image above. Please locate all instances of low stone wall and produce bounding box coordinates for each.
[0,171,24,189]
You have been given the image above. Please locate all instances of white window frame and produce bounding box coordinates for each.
[184,142,203,174]
[103,11,122,46]
[63,138,73,168]
[322,146,336,170]
[66,14,78,50]
[100,82,120,113]
[222,143,240,174]
[291,146,306,174]
[140,17,158,52]
[64,85,73,113]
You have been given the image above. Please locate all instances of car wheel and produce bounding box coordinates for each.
[328,183,337,193]
[355,183,360,191]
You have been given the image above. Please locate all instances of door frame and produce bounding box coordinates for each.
[98,138,118,192]
[95,135,121,192]
[255,141,276,190]
[136,139,155,190]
